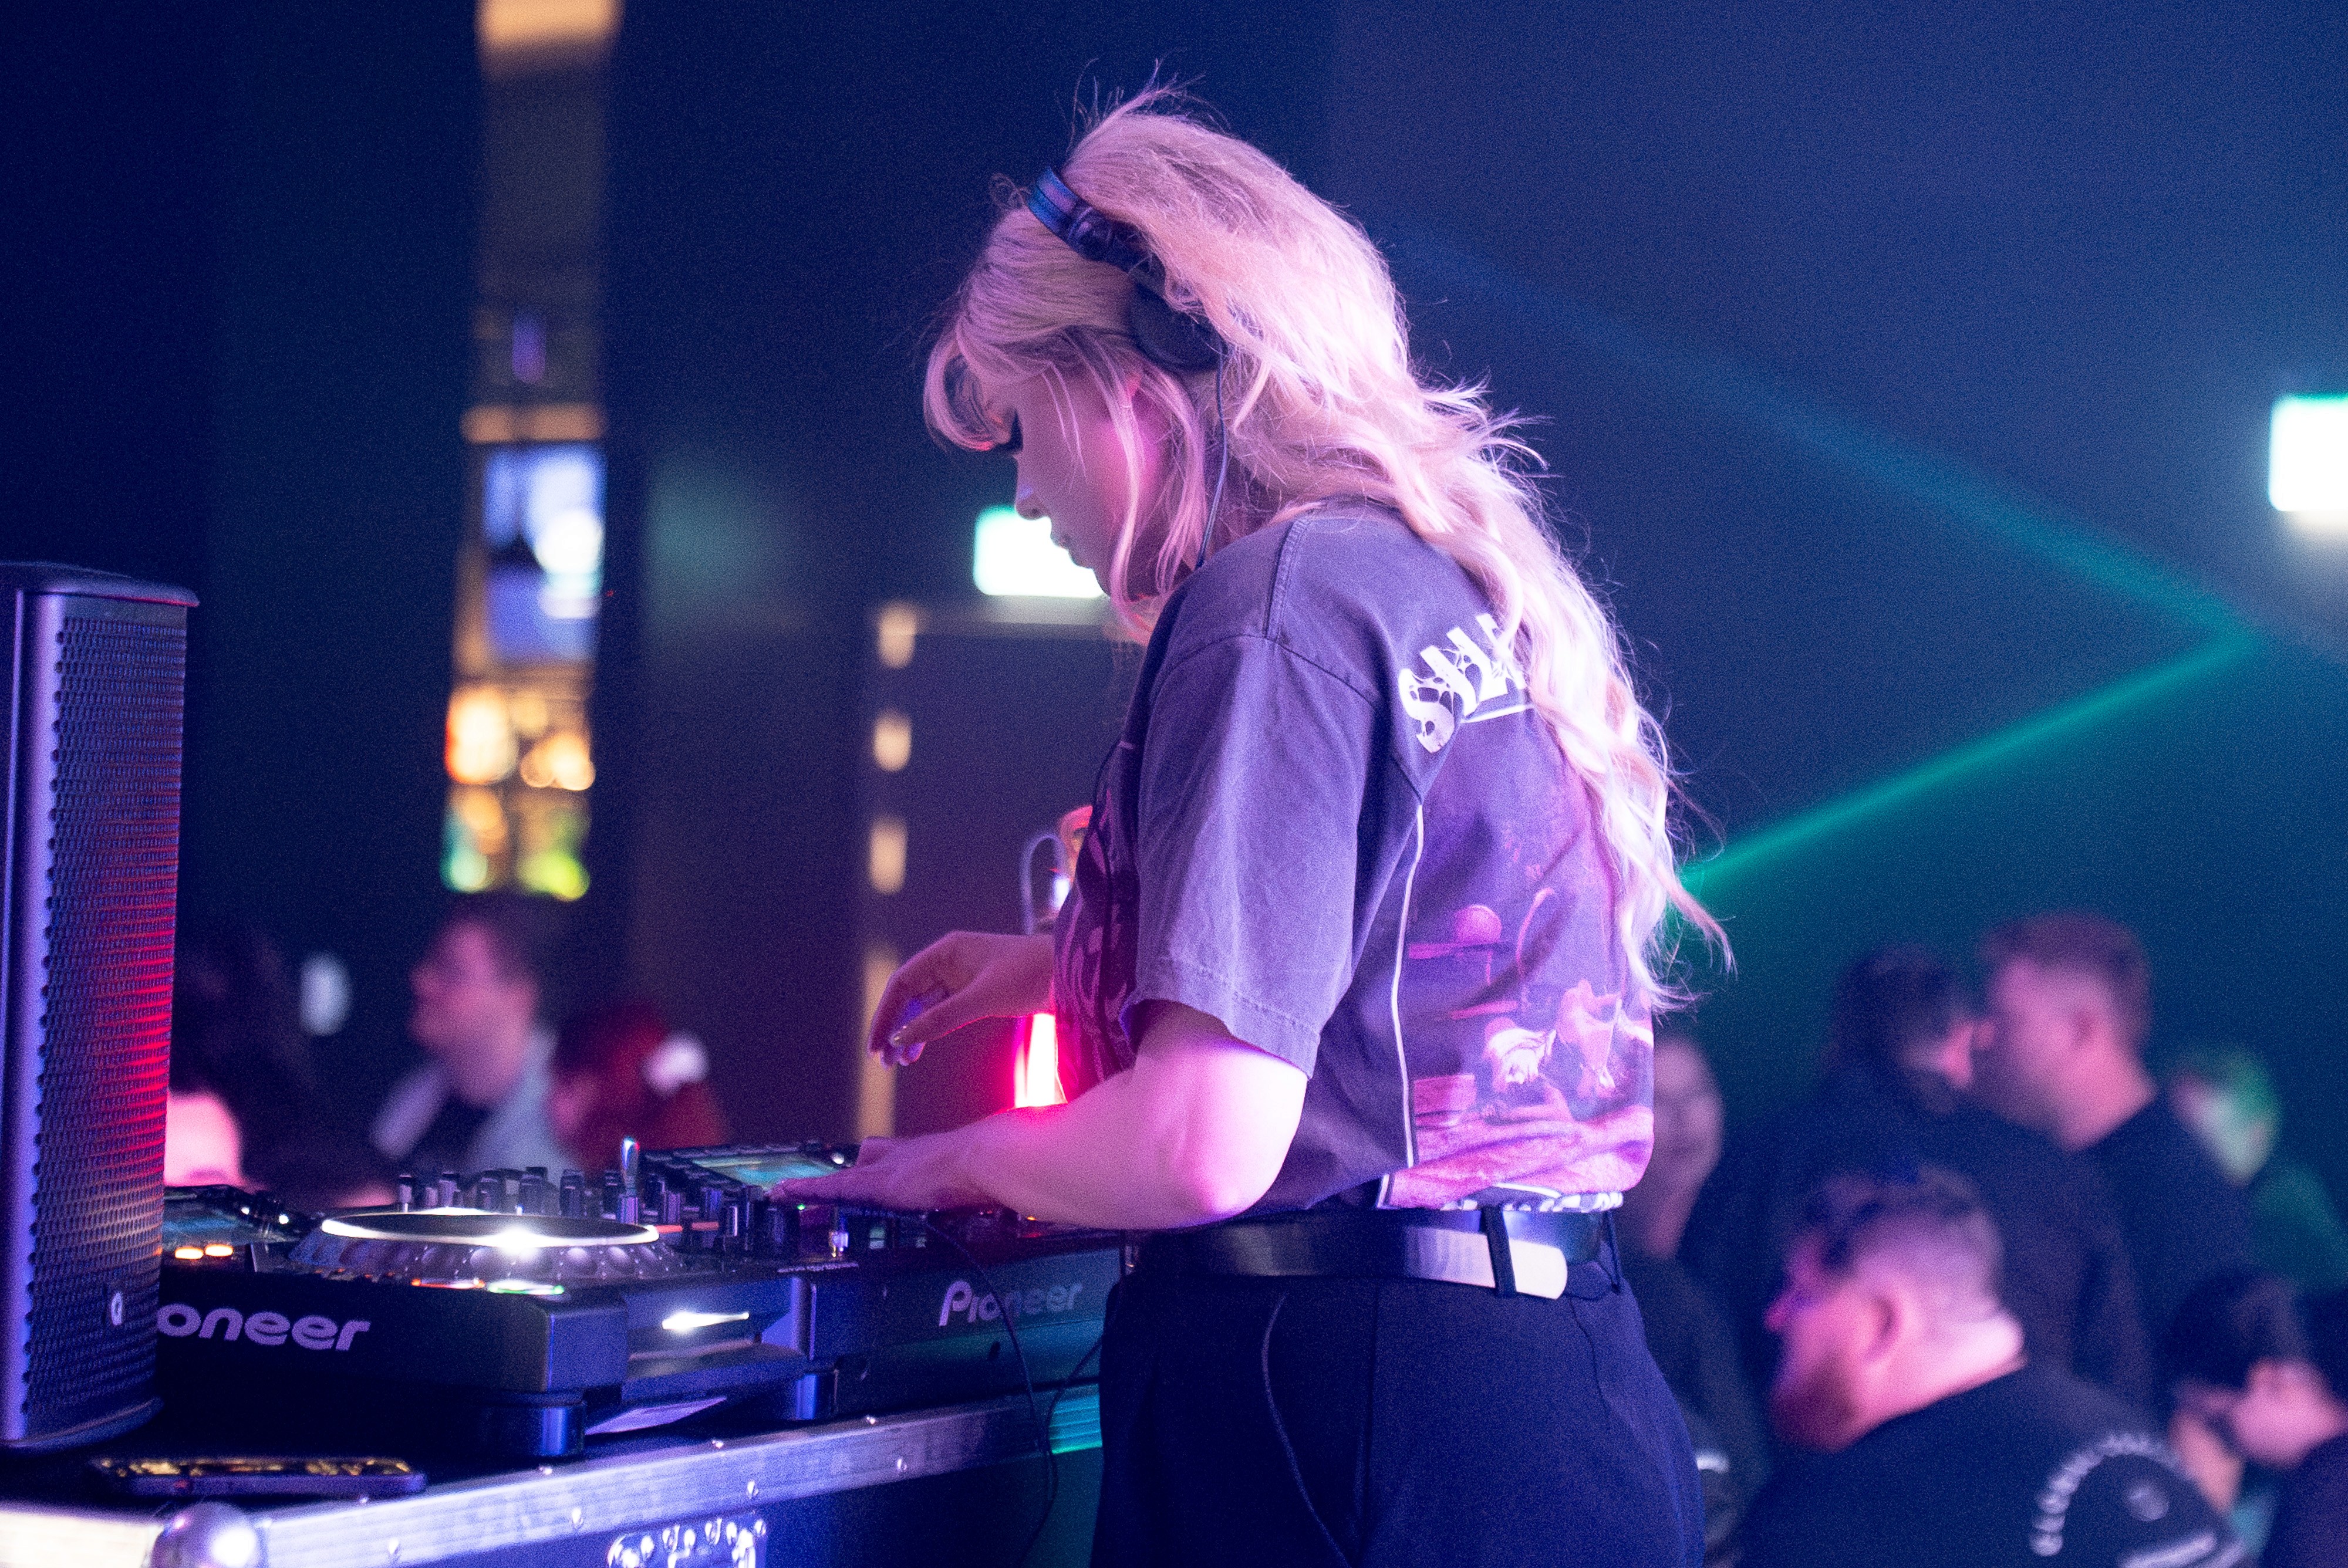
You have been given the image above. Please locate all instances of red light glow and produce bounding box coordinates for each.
[1013,1013,1067,1109]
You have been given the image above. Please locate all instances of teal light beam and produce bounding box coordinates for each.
[1381,225,2244,638]
[1682,633,2262,895]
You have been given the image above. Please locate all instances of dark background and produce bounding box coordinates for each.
[4,4,2343,1189]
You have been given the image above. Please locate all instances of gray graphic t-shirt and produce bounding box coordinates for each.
[1052,505,1654,1213]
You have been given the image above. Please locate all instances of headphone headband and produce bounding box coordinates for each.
[1027,167,1149,273]
[1024,166,1226,375]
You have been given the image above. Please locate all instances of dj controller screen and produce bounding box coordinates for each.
[682,1151,844,1190]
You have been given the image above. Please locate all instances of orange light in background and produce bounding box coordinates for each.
[1014,1013,1066,1109]
[509,688,551,739]
[868,816,907,894]
[518,730,595,791]
[872,709,912,772]
[875,603,922,670]
[447,686,517,784]
[173,1246,203,1262]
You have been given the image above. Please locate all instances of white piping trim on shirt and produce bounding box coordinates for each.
[1388,802,1426,1172]
[1459,701,1534,725]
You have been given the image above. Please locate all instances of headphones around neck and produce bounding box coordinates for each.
[1027,167,1227,375]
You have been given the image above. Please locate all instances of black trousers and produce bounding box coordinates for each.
[1092,1232,1704,1567]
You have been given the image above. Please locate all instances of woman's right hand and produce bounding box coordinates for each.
[866,931,1055,1066]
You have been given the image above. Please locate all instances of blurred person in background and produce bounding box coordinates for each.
[1973,913,2255,1357]
[2167,1271,2348,1568]
[1740,1167,2236,1568]
[547,999,729,1172]
[2168,1047,2348,1296]
[1618,1026,1770,1562]
[373,891,569,1175]
[1620,1025,1725,1261]
[1684,946,2149,1407]
[163,1083,245,1189]
[168,925,395,1208]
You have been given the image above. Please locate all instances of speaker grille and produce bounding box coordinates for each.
[22,611,183,1427]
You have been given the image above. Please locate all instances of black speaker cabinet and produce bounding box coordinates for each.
[0,564,194,1449]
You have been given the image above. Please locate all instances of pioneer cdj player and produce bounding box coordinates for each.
[155,1143,1120,1461]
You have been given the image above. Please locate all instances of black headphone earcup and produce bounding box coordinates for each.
[1127,288,1226,376]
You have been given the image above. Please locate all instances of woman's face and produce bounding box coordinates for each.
[997,370,1162,592]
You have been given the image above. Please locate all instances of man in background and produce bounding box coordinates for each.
[2168,1046,2348,1296]
[1684,947,2148,1405]
[1972,913,2255,1350]
[372,892,569,1175]
[2167,1272,2348,1568]
[1740,1168,2238,1568]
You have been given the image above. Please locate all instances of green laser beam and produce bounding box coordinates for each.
[1682,633,2263,894]
[1382,225,2244,638]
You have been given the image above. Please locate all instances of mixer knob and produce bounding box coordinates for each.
[750,1198,794,1258]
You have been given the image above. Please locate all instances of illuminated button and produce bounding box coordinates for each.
[662,1309,751,1334]
[173,1246,204,1262]
[203,1243,235,1258]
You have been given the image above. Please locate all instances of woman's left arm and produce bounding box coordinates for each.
[778,1001,1307,1230]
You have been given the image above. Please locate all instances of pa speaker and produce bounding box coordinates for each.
[0,563,194,1450]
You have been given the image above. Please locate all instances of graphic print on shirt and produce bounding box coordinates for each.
[1048,513,1656,1211]
[1381,613,1653,1207]
[1395,612,1532,753]
[1056,739,1141,1091]
[1379,805,1652,1205]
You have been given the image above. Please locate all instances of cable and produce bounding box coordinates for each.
[1201,358,1232,565]
[898,1212,1059,1566]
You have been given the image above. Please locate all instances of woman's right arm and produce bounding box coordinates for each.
[865,931,1055,1065]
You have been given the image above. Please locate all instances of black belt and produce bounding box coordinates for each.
[1133,1207,1608,1300]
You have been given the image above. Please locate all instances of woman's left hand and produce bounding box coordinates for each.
[783,1132,993,1213]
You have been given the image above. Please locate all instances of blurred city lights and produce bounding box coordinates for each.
[973,506,1102,599]
[2272,394,2348,536]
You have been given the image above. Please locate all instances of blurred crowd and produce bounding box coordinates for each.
[1631,911,2347,1566]
[163,891,728,1212]
[160,901,2344,1563]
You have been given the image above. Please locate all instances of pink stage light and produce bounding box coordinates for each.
[1013,1013,1067,1109]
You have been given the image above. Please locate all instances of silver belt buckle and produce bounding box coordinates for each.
[1507,1238,1568,1299]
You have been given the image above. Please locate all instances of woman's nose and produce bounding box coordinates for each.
[1014,484,1045,521]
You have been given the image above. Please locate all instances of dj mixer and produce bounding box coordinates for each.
[154,1143,1121,1461]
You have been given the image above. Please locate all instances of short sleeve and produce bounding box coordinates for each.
[1127,633,1377,1072]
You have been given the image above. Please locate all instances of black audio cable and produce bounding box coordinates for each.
[898,1213,1060,1567]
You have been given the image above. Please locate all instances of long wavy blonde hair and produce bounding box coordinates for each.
[924,92,1722,1005]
